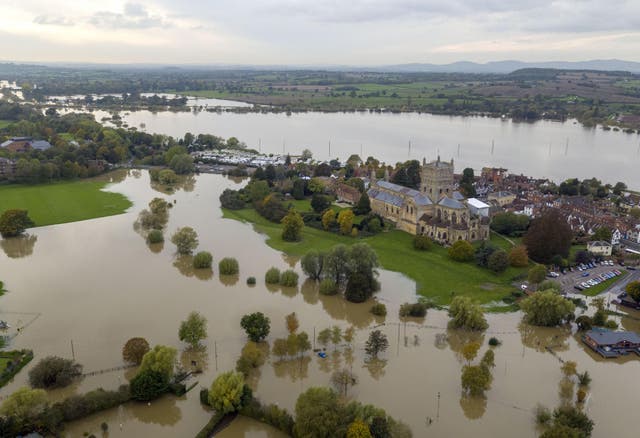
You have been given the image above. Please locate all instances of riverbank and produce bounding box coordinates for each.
[0,176,132,227]
[222,207,525,307]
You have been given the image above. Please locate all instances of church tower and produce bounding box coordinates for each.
[421,156,454,201]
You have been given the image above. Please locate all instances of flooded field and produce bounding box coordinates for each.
[0,171,638,437]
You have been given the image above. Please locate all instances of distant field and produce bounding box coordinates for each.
[0,120,13,129]
[0,179,132,227]
[223,207,525,307]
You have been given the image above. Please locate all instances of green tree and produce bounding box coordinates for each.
[0,387,47,425]
[240,312,270,342]
[318,328,332,349]
[28,356,82,389]
[170,226,198,254]
[301,250,325,280]
[130,369,168,401]
[461,342,481,363]
[528,264,547,285]
[0,210,34,237]
[520,291,575,326]
[490,212,530,236]
[448,296,488,331]
[169,153,194,174]
[246,180,271,203]
[324,244,350,285]
[509,245,529,267]
[448,240,474,262]
[139,345,177,382]
[158,169,178,184]
[459,168,476,197]
[281,209,304,242]
[626,281,640,302]
[523,209,572,264]
[365,330,389,359]
[322,209,337,230]
[265,267,281,284]
[338,209,355,235]
[163,145,188,164]
[122,337,150,365]
[219,257,239,275]
[591,227,612,242]
[147,229,164,244]
[236,341,266,376]
[219,189,245,210]
[280,270,299,287]
[179,311,208,348]
[353,193,371,215]
[294,387,343,438]
[311,194,332,213]
[461,365,491,396]
[346,419,371,438]
[193,251,213,269]
[208,371,246,414]
[487,249,509,273]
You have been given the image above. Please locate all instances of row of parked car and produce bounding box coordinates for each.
[577,260,615,271]
[574,269,623,291]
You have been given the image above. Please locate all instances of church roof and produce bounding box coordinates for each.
[438,196,465,209]
[368,188,404,207]
[452,191,465,200]
[375,181,433,206]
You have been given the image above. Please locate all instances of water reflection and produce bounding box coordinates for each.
[362,358,387,380]
[272,357,311,382]
[180,347,209,374]
[150,174,196,194]
[459,395,487,420]
[219,275,239,287]
[147,242,164,254]
[0,234,37,258]
[446,330,485,362]
[317,350,343,374]
[519,323,570,353]
[173,255,214,281]
[129,397,182,426]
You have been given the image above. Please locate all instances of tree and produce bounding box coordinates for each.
[265,267,281,284]
[164,145,188,164]
[219,189,245,210]
[448,296,488,331]
[139,345,177,382]
[508,245,529,267]
[240,312,270,342]
[561,361,577,377]
[193,251,213,269]
[490,212,530,237]
[474,243,496,268]
[547,405,594,437]
[219,257,239,275]
[343,326,355,345]
[0,210,34,237]
[528,264,547,285]
[353,193,371,216]
[487,249,509,273]
[286,312,299,334]
[459,168,476,197]
[322,209,337,230]
[324,244,350,285]
[179,311,208,348]
[301,149,313,160]
[448,240,474,262]
[331,326,342,349]
[391,160,421,189]
[345,243,380,302]
[612,181,627,195]
[301,250,325,280]
[296,332,311,357]
[158,169,178,184]
[346,419,371,438]
[320,278,339,295]
[170,227,198,254]
[294,387,343,438]
[318,328,332,349]
[169,153,194,174]
[272,338,288,359]
[147,229,164,244]
[413,235,432,250]
[0,387,47,425]
[130,369,168,401]
[292,178,306,200]
[626,281,640,302]
[281,209,304,242]
[591,227,612,242]
[461,342,480,363]
[28,356,82,389]
[280,270,299,287]
[520,291,575,326]
[208,371,246,414]
[369,416,391,438]
[246,180,270,202]
[461,365,491,396]
[311,194,332,213]
[338,209,355,235]
[365,330,389,359]
[523,209,572,264]
[122,337,150,365]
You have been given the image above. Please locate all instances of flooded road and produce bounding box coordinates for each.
[0,171,638,437]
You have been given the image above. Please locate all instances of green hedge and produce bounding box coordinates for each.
[194,411,226,438]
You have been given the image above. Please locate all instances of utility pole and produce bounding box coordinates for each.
[70,339,75,361]
[214,341,218,371]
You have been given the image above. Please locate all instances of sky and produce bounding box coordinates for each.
[2,0,640,65]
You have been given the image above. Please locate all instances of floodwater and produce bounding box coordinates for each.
[0,171,639,437]
[115,110,640,189]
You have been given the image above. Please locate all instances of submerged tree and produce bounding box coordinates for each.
[179,311,208,348]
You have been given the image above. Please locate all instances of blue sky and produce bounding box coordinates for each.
[2,0,639,64]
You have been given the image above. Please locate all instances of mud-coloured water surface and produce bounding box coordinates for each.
[0,171,638,437]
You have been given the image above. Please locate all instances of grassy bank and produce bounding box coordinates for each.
[0,179,132,227]
[223,208,525,306]
[581,270,628,297]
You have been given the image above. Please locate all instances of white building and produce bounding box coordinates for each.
[466,198,490,218]
[587,241,613,256]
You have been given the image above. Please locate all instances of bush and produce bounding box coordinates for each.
[311,194,332,213]
[575,315,593,331]
[604,319,619,329]
[399,302,428,318]
[319,278,338,295]
[280,270,299,287]
[130,370,168,401]
[219,189,245,210]
[413,235,432,250]
[246,276,256,285]
[147,229,164,244]
[240,398,295,436]
[265,267,281,284]
[219,257,239,275]
[193,251,213,269]
[488,337,501,346]
[0,209,34,237]
[50,385,131,423]
[448,240,474,262]
[122,337,150,365]
[370,303,387,316]
[488,249,509,273]
[28,356,83,389]
[171,227,198,254]
[199,388,211,406]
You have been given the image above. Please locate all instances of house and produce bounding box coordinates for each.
[335,183,361,205]
[626,225,640,244]
[0,157,16,178]
[582,329,640,358]
[587,241,612,256]
[466,198,490,218]
[612,228,622,246]
[487,191,516,207]
[0,137,52,153]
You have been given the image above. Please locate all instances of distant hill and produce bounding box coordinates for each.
[372,59,640,74]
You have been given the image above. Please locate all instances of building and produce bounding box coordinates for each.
[367,157,490,244]
[582,329,640,358]
[0,157,16,178]
[612,228,622,246]
[335,183,361,205]
[487,191,516,207]
[587,241,612,256]
[0,137,52,153]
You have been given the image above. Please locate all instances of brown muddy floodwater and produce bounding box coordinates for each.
[0,171,638,437]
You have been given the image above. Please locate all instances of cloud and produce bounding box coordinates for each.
[88,3,168,29]
[33,15,74,26]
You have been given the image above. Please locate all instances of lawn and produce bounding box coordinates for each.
[0,179,132,227]
[0,120,13,129]
[223,208,525,306]
[580,270,628,297]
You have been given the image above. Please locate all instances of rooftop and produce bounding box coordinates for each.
[585,329,640,346]
[466,198,490,209]
[375,181,433,206]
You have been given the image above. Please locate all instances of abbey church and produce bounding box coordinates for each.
[367,157,490,244]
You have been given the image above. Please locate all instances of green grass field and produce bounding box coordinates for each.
[223,208,525,307]
[0,180,132,227]
[0,120,13,129]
